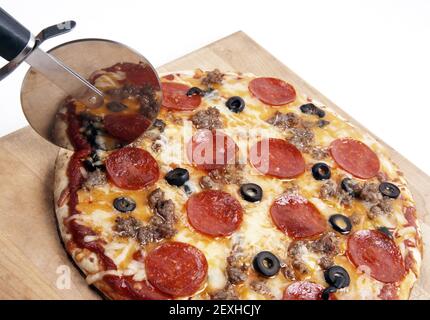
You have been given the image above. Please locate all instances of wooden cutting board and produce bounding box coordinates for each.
[0,31,429,300]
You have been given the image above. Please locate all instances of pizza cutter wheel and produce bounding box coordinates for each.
[0,7,161,151]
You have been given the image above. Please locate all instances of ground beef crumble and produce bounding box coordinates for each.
[310,146,330,160]
[360,182,382,203]
[151,141,162,153]
[208,164,244,185]
[357,182,393,219]
[320,179,394,219]
[114,188,177,245]
[281,262,296,281]
[106,84,159,120]
[201,69,224,87]
[250,280,274,298]
[226,244,249,285]
[142,119,166,153]
[199,175,217,189]
[320,180,338,200]
[191,107,223,130]
[350,212,362,225]
[288,241,310,275]
[368,197,394,220]
[114,216,141,238]
[287,128,315,152]
[287,232,340,274]
[210,242,249,300]
[319,256,334,270]
[309,232,340,255]
[83,169,107,189]
[310,232,340,269]
[210,285,238,300]
[147,187,164,209]
[267,112,300,130]
[226,260,248,285]
[320,179,359,204]
[266,111,330,158]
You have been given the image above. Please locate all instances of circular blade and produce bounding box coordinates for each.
[21,39,162,151]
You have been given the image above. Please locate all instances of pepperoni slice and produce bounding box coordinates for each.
[347,230,406,283]
[330,138,380,179]
[104,114,151,143]
[104,62,160,88]
[186,190,243,237]
[249,77,296,106]
[187,130,238,171]
[106,147,159,190]
[161,82,201,111]
[145,242,208,297]
[249,138,305,178]
[270,193,326,239]
[283,281,326,300]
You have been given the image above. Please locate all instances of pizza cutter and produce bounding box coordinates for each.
[0,7,161,150]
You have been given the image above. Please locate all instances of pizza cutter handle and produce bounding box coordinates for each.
[0,7,32,62]
[36,21,76,43]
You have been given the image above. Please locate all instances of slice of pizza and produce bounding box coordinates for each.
[54,65,422,300]
[52,62,161,151]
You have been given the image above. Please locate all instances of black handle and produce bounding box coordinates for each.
[0,7,31,61]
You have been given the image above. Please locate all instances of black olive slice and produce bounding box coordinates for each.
[378,226,393,239]
[317,119,330,128]
[93,161,106,171]
[324,266,350,289]
[186,87,205,97]
[379,182,400,199]
[329,214,352,235]
[312,163,331,180]
[107,101,128,112]
[321,286,337,300]
[85,125,99,139]
[225,96,245,113]
[240,183,263,202]
[113,197,136,213]
[300,103,325,118]
[152,119,166,132]
[90,151,100,162]
[165,168,190,187]
[83,123,102,148]
[183,184,192,195]
[252,251,281,277]
[83,159,96,172]
[83,153,105,172]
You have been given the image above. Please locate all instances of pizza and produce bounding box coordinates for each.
[52,62,161,151]
[54,64,423,300]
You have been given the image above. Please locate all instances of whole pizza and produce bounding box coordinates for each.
[54,64,422,300]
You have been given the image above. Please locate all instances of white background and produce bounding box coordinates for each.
[1,0,429,174]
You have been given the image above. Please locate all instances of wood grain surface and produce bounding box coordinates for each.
[0,31,428,300]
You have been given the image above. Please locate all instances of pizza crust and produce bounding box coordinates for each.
[52,106,74,151]
[54,149,113,297]
[53,69,423,300]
